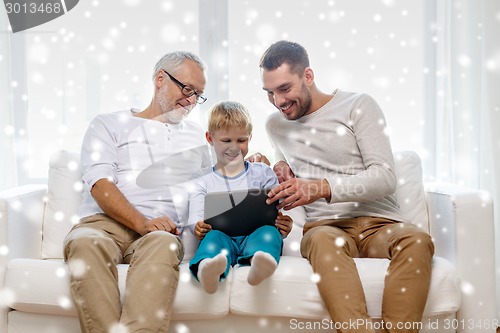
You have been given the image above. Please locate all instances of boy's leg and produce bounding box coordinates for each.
[198,253,228,294]
[247,251,278,285]
[239,225,283,264]
[239,225,283,285]
[189,230,235,280]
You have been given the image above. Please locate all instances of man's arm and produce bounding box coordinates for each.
[91,179,179,236]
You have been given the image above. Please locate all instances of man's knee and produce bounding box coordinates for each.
[140,231,184,261]
[64,227,120,280]
[301,226,357,258]
[64,227,116,261]
[393,225,435,257]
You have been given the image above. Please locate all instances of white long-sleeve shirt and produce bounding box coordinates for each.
[266,90,404,223]
[78,109,212,228]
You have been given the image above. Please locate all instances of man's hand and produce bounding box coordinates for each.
[275,211,293,238]
[194,220,212,240]
[246,153,270,166]
[141,216,180,236]
[273,160,295,183]
[266,178,332,210]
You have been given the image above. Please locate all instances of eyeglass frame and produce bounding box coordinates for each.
[162,69,207,104]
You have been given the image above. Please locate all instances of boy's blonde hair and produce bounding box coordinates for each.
[207,101,253,134]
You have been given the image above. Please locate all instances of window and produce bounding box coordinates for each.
[227,0,424,159]
[22,0,200,179]
[2,0,424,186]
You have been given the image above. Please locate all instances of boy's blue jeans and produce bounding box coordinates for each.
[189,225,283,280]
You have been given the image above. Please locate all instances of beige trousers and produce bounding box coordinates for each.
[300,217,434,333]
[63,214,184,333]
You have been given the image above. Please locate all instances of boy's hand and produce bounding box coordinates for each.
[275,211,293,238]
[194,220,212,240]
[246,152,270,166]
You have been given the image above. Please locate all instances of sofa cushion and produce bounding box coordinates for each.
[5,256,460,321]
[5,259,230,320]
[230,256,460,319]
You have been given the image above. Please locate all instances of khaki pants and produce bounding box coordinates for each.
[300,217,434,333]
[63,214,184,333]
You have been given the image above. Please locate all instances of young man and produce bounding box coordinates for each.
[64,51,211,333]
[187,100,292,294]
[260,40,434,333]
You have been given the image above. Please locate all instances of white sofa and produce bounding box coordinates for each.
[0,150,496,333]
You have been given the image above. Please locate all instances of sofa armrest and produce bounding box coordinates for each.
[425,182,496,332]
[0,185,47,262]
[0,185,47,333]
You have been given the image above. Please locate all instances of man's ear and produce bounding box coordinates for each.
[155,70,166,89]
[205,131,213,145]
[303,67,314,86]
[248,133,253,142]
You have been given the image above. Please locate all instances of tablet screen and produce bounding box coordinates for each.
[204,188,278,237]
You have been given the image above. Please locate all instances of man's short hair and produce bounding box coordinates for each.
[207,100,253,134]
[259,40,310,75]
[152,51,207,81]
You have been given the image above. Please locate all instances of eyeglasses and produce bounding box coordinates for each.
[162,70,207,104]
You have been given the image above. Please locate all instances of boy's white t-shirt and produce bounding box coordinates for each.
[187,161,278,232]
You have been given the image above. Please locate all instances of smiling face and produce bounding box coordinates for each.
[207,126,251,171]
[261,63,314,120]
[156,59,206,123]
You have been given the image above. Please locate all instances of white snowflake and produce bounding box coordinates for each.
[0,245,9,256]
[67,258,88,278]
[109,323,129,333]
[461,281,475,296]
[0,288,15,307]
[310,273,321,283]
[174,323,190,333]
[334,237,345,247]
[58,296,72,309]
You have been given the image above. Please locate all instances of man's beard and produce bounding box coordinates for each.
[164,107,189,124]
[286,85,312,120]
[158,85,191,124]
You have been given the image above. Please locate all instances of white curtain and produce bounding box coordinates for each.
[0,11,18,191]
[424,0,500,317]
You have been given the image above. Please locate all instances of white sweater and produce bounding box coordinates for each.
[78,109,212,228]
[266,90,405,223]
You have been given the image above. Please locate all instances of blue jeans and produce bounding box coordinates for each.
[189,225,283,280]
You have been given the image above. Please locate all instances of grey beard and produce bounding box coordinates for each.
[164,108,189,124]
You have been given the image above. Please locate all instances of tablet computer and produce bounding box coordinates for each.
[204,188,278,237]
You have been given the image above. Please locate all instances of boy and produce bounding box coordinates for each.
[188,100,292,294]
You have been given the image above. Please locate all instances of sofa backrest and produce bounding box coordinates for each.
[41,150,429,259]
[42,151,83,259]
[393,151,429,231]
